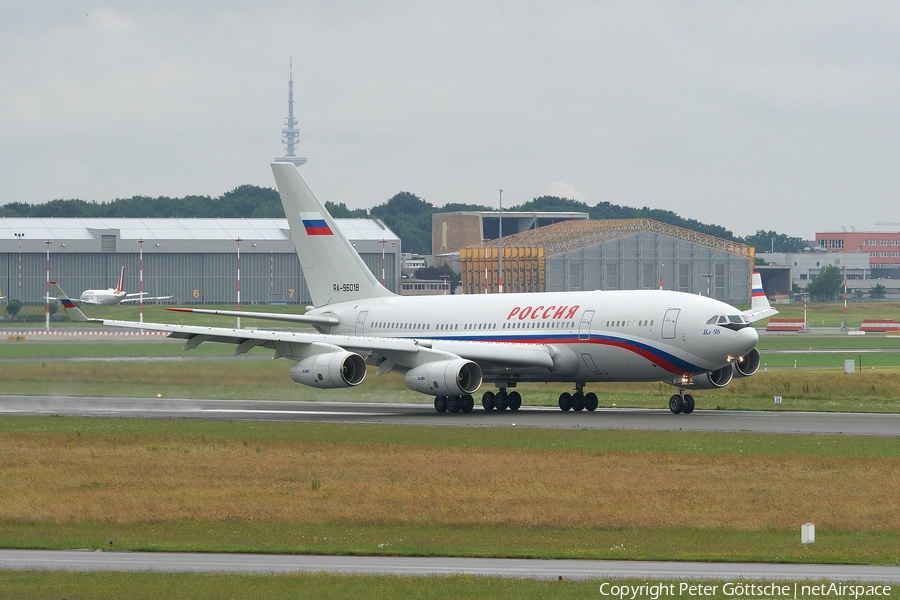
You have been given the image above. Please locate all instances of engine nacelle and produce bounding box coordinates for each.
[681,365,735,390]
[290,351,366,389]
[732,348,761,378]
[405,359,483,396]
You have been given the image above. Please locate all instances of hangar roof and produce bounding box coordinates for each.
[0,217,398,252]
[476,218,753,258]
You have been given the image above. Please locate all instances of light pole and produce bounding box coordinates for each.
[498,189,503,293]
[138,238,145,324]
[14,232,24,296]
[44,240,52,331]
[235,237,242,329]
[841,266,847,330]
[803,292,809,332]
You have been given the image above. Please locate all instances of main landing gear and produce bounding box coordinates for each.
[557,382,598,412]
[434,394,475,413]
[668,389,695,414]
[480,388,522,412]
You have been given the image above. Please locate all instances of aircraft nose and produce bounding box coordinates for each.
[736,325,759,354]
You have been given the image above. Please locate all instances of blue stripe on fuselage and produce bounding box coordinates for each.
[392,332,702,374]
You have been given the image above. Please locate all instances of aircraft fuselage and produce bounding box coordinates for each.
[309,288,758,385]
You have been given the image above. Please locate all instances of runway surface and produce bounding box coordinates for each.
[3,549,900,582]
[2,395,900,436]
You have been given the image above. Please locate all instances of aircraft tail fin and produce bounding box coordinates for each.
[743,271,778,323]
[51,281,94,322]
[114,266,125,294]
[271,162,394,307]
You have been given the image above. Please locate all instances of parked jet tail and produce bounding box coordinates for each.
[114,266,126,294]
[271,162,394,308]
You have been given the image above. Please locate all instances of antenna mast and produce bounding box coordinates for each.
[275,57,307,167]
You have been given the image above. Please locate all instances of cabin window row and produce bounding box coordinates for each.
[502,321,576,329]
[602,320,654,328]
[371,322,434,330]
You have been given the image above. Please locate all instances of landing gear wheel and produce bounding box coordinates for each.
[585,392,599,412]
[434,396,448,413]
[558,392,572,411]
[462,394,474,413]
[495,391,509,411]
[669,394,684,414]
[571,392,586,412]
[481,391,495,411]
[508,391,522,411]
[682,394,695,414]
[447,396,461,413]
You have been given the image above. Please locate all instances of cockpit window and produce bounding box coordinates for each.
[706,316,719,325]
[717,316,728,325]
[728,315,743,323]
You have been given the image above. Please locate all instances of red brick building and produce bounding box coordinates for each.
[815,232,900,268]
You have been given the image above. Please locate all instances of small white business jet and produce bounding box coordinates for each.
[55,163,776,415]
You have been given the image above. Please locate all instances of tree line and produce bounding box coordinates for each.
[1,186,807,256]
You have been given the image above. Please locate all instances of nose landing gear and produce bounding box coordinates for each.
[668,389,695,414]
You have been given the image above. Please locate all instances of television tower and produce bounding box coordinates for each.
[274,58,307,167]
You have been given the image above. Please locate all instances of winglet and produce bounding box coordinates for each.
[51,281,94,322]
[742,271,778,323]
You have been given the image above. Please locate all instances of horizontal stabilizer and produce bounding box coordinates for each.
[51,282,96,323]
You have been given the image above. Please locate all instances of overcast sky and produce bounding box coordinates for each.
[2,2,898,238]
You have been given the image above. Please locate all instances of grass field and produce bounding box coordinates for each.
[4,335,900,411]
[2,416,899,567]
[4,571,898,600]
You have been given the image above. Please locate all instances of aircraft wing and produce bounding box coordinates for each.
[53,281,551,370]
[164,307,340,327]
[121,294,174,303]
[95,318,553,369]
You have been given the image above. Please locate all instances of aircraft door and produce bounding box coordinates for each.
[662,308,680,339]
[355,311,368,335]
[578,310,595,341]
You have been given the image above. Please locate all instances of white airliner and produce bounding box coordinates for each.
[76,266,172,305]
[54,162,776,415]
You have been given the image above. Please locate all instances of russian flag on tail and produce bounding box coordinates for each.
[299,212,333,236]
[751,271,766,298]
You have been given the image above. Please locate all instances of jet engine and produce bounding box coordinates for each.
[732,348,761,377]
[290,351,366,389]
[404,359,483,396]
[682,365,735,390]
